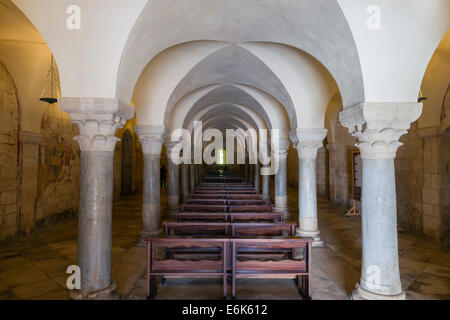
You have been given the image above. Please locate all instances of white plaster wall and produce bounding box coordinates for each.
[240,42,338,128]
[134,41,226,125]
[13,0,147,97]
[338,0,450,102]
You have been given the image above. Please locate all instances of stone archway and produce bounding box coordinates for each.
[121,130,133,196]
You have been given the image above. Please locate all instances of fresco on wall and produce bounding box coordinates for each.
[37,104,80,221]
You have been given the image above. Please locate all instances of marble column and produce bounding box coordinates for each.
[244,162,249,183]
[273,138,290,214]
[165,141,180,210]
[190,163,196,192]
[134,125,164,245]
[183,163,190,201]
[59,97,131,299]
[254,163,260,192]
[261,164,270,201]
[340,102,422,300]
[292,129,327,247]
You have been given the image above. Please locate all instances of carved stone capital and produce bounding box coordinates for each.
[59,97,131,152]
[271,137,290,160]
[134,125,164,156]
[291,128,327,159]
[339,102,422,159]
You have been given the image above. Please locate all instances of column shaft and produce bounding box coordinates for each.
[167,159,179,209]
[254,164,259,192]
[274,153,288,213]
[183,163,190,201]
[141,154,161,237]
[78,151,114,292]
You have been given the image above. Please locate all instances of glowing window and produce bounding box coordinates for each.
[216,148,226,165]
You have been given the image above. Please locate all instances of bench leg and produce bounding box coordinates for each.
[149,275,157,300]
[297,275,311,300]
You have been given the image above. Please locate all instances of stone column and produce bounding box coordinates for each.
[292,129,327,247]
[254,163,259,192]
[190,162,196,192]
[182,163,190,201]
[244,162,249,183]
[249,164,254,186]
[273,138,290,214]
[59,97,132,299]
[165,141,180,210]
[340,102,422,300]
[261,164,270,201]
[134,125,164,244]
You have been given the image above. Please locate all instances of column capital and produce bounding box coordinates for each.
[134,125,165,156]
[339,102,422,159]
[291,128,327,159]
[59,97,131,152]
[271,137,290,159]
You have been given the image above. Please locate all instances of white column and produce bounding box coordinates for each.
[134,125,164,244]
[254,163,259,192]
[190,162,196,192]
[273,138,290,214]
[340,102,422,300]
[165,141,180,211]
[292,129,327,247]
[59,97,131,299]
[182,163,190,201]
[261,164,270,201]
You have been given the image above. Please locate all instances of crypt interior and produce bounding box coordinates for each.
[0,0,449,300]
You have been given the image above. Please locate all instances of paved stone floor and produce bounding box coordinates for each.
[0,186,449,300]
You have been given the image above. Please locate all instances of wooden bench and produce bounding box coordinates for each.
[164,222,296,237]
[229,204,273,213]
[145,238,228,299]
[230,238,313,299]
[172,212,284,223]
[181,204,228,212]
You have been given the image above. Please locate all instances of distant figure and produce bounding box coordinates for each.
[160,165,167,189]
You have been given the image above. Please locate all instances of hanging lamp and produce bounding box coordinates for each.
[418,89,427,103]
[39,55,60,104]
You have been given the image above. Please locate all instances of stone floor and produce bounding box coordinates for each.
[0,186,449,300]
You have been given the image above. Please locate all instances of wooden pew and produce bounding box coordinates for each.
[172,212,284,223]
[232,223,296,237]
[229,204,273,213]
[163,222,296,237]
[181,204,228,212]
[230,238,313,299]
[145,238,228,299]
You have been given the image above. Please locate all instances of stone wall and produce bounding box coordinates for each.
[327,122,356,207]
[0,61,20,243]
[395,122,424,234]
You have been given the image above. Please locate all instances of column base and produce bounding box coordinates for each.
[351,283,406,300]
[136,229,162,247]
[295,228,325,247]
[69,281,119,300]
